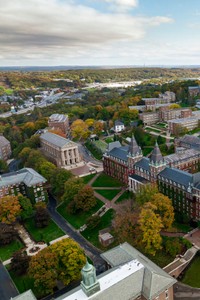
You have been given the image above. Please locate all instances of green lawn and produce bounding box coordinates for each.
[57,198,104,229]
[24,219,64,244]
[0,240,24,261]
[92,173,122,188]
[95,189,121,201]
[82,173,96,184]
[181,255,200,287]
[147,250,174,268]
[105,137,114,144]
[94,140,107,152]
[145,127,161,133]
[81,209,114,247]
[7,266,40,298]
[116,191,131,203]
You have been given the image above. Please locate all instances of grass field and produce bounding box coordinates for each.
[81,209,114,247]
[92,173,122,188]
[95,189,121,201]
[93,140,107,152]
[82,173,96,184]
[24,219,64,244]
[57,198,104,229]
[116,191,131,203]
[181,255,200,287]
[0,240,24,261]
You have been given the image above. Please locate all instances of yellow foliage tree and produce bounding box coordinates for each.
[169,103,181,110]
[138,202,163,256]
[0,195,21,224]
[151,193,174,230]
[71,119,90,140]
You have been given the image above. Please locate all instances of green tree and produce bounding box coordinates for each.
[62,177,84,203]
[135,184,158,206]
[73,185,96,212]
[86,215,101,229]
[0,159,8,173]
[34,205,50,228]
[51,169,74,197]
[37,161,56,182]
[18,195,34,220]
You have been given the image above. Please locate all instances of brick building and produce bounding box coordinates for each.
[188,86,200,97]
[48,114,69,135]
[168,116,200,135]
[40,132,82,168]
[0,136,11,160]
[104,135,200,220]
[0,168,47,203]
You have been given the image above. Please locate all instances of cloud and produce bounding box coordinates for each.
[99,0,138,11]
[0,0,173,65]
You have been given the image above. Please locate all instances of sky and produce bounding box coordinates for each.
[1,0,200,66]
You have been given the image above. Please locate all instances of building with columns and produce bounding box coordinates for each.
[40,132,82,168]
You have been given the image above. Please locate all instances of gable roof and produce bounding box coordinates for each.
[158,167,193,188]
[134,157,150,171]
[109,146,129,162]
[101,242,176,300]
[107,141,121,152]
[0,168,46,188]
[40,132,75,148]
[114,120,124,126]
[0,136,10,147]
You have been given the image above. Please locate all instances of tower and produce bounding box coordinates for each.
[149,142,166,182]
[81,260,100,297]
[127,135,143,173]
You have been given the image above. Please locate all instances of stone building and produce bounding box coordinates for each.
[0,136,11,160]
[40,132,82,168]
[0,168,47,203]
[48,113,69,135]
[57,242,176,300]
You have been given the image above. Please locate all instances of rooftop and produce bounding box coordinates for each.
[48,113,68,123]
[168,116,200,124]
[165,148,200,164]
[134,157,150,171]
[11,289,37,300]
[108,146,129,162]
[40,132,76,148]
[158,167,193,188]
[0,168,46,188]
[0,135,10,147]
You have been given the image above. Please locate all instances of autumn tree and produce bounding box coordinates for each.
[50,238,86,285]
[0,195,21,224]
[28,247,59,296]
[28,239,86,296]
[49,128,66,138]
[71,119,90,140]
[73,185,96,212]
[138,202,163,256]
[11,250,30,275]
[0,223,17,245]
[151,193,174,230]
[113,209,139,244]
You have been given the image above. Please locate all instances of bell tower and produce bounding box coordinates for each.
[127,135,143,173]
[149,142,166,182]
[81,260,100,297]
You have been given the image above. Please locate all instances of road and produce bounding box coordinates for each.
[47,194,105,274]
[77,143,103,167]
[0,263,18,300]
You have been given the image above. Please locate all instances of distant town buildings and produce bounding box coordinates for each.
[0,168,47,202]
[48,113,69,135]
[40,132,82,168]
[0,136,11,160]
